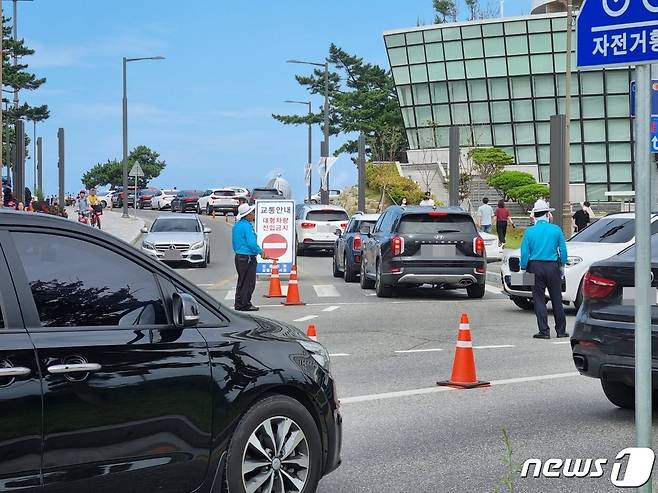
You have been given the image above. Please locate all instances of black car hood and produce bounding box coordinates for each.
[238,314,308,342]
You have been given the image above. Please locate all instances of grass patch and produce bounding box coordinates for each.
[494,226,525,250]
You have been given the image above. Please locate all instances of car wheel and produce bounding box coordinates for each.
[375,261,393,298]
[224,395,322,493]
[360,261,375,289]
[196,204,202,215]
[510,295,534,311]
[601,378,634,409]
[466,283,486,299]
[101,200,107,208]
[332,254,343,278]
[344,264,358,283]
[207,205,213,215]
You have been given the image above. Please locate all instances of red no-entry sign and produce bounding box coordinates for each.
[262,233,288,259]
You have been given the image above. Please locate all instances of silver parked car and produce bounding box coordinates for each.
[141,215,212,267]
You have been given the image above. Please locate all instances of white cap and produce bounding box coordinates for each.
[236,203,256,220]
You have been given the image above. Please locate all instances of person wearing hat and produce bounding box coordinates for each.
[232,203,269,311]
[520,199,569,340]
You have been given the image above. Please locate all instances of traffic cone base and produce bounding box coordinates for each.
[437,313,490,390]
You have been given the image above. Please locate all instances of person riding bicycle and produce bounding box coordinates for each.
[87,188,103,228]
[77,190,91,218]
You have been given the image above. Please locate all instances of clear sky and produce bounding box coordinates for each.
[19,0,528,198]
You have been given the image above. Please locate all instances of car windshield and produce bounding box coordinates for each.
[151,218,200,233]
[307,210,349,222]
[397,213,477,234]
[570,217,635,243]
[351,220,378,233]
[617,233,658,260]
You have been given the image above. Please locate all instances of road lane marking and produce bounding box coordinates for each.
[364,293,377,297]
[474,345,516,349]
[485,284,502,295]
[258,298,511,308]
[551,341,571,345]
[313,285,341,297]
[293,315,318,322]
[394,348,444,354]
[225,289,236,300]
[322,305,340,312]
[329,353,350,357]
[340,372,580,404]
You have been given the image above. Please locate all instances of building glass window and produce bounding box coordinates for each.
[551,17,567,31]
[537,145,550,164]
[392,66,410,85]
[442,27,461,40]
[586,184,608,201]
[484,37,505,57]
[446,61,466,79]
[407,129,419,148]
[512,99,533,121]
[486,57,507,77]
[415,106,433,127]
[517,146,537,163]
[607,119,631,141]
[432,104,451,124]
[609,143,632,162]
[410,64,429,83]
[385,34,405,48]
[463,39,484,58]
[534,98,556,121]
[470,102,490,123]
[534,122,550,144]
[406,32,423,44]
[444,41,464,60]
[451,103,470,124]
[488,78,509,99]
[493,124,513,145]
[530,54,554,74]
[556,74,579,96]
[508,56,530,76]
[585,144,607,162]
[583,120,606,142]
[388,47,408,66]
[570,123,582,143]
[407,44,426,64]
[430,82,448,103]
[533,74,555,97]
[571,144,583,162]
[585,164,608,183]
[609,163,632,182]
[461,25,482,39]
[505,21,527,35]
[449,80,468,102]
[539,166,550,182]
[473,126,493,146]
[482,23,504,37]
[529,33,552,53]
[506,35,529,55]
[491,101,511,122]
[426,43,444,62]
[606,95,629,118]
[558,97,581,118]
[570,165,584,182]
[581,96,605,118]
[398,85,413,106]
[605,70,629,93]
[428,62,447,81]
[467,79,487,101]
[552,32,567,52]
[511,76,532,98]
[424,29,442,42]
[580,72,604,94]
[435,127,450,146]
[528,19,551,33]
[401,107,416,127]
[412,84,431,105]
[465,58,486,78]
[417,128,436,147]
[514,123,536,145]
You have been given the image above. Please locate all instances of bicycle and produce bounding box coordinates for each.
[90,205,102,230]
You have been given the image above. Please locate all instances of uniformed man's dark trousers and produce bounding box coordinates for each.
[235,254,257,310]
[527,260,567,336]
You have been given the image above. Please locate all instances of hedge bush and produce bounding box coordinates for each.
[488,171,537,200]
[507,183,550,212]
[365,163,424,205]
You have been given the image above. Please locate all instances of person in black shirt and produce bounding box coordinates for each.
[572,203,590,232]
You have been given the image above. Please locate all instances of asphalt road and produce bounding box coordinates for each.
[135,208,657,492]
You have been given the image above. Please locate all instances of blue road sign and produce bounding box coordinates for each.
[651,116,658,153]
[630,80,658,117]
[578,0,658,68]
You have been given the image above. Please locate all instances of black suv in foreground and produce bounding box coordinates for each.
[0,210,341,492]
[572,233,658,409]
[360,206,487,298]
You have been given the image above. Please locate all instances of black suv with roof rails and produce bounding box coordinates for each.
[360,206,487,298]
[0,209,341,492]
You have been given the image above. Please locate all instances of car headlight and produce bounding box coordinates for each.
[298,340,331,371]
[566,256,583,267]
[191,241,205,250]
[142,241,155,250]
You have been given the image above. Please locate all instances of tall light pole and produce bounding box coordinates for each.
[287,59,330,205]
[562,0,574,236]
[122,55,165,218]
[285,100,312,203]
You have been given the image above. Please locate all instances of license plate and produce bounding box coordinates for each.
[421,244,456,257]
[163,249,183,261]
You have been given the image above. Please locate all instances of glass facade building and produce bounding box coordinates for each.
[384,12,635,201]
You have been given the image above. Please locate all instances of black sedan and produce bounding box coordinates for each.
[171,189,203,213]
[333,212,380,282]
[0,209,341,492]
[572,233,658,409]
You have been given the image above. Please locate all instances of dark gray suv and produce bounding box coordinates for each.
[360,206,487,298]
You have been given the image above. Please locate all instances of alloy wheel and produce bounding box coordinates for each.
[241,416,310,493]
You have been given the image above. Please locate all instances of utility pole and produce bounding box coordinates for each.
[14,118,23,203]
[449,127,460,207]
[562,0,574,236]
[357,134,366,212]
[122,57,129,218]
[12,0,18,111]
[36,136,42,192]
[321,62,330,205]
[57,128,64,208]
[0,0,3,188]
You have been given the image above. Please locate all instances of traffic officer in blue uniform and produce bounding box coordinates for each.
[520,199,569,339]
[232,203,269,311]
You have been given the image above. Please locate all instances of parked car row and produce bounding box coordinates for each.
[105,186,254,212]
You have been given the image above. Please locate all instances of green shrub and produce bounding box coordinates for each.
[507,183,549,212]
[365,163,424,205]
[488,171,537,200]
[470,148,514,181]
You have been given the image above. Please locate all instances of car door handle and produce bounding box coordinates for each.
[47,363,102,374]
[0,366,31,377]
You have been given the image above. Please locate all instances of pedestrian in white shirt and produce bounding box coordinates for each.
[477,197,494,233]
[419,192,435,206]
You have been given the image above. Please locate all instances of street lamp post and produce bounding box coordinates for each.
[287,59,330,205]
[562,0,574,236]
[121,56,164,218]
[285,100,312,203]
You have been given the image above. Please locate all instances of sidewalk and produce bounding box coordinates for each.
[67,207,144,245]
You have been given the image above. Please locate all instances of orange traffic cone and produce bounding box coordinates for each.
[264,259,285,298]
[282,264,305,306]
[306,324,317,341]
[437,313,490,389]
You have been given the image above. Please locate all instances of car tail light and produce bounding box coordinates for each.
[392,235,405,256]
[389,266,402,273]
[473,236,485,257]
[210,195,218,200]
[353,234,362,251]
[184,198,195,202]
[301,222,316,229]
[354,254,361,263]
[340,222,348,229]
[428,211,448,216]
[583,271,617,300]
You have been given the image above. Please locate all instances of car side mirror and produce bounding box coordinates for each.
[140,227,148,234]
[172,292,200,327]
[204,227,212,234]
[335,228,342,237]
[360,225,371,235]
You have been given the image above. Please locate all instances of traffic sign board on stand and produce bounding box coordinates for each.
[629,79,658,117]
[651,116,658,153]
[255,199,295,276]
[129,163,144,177]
